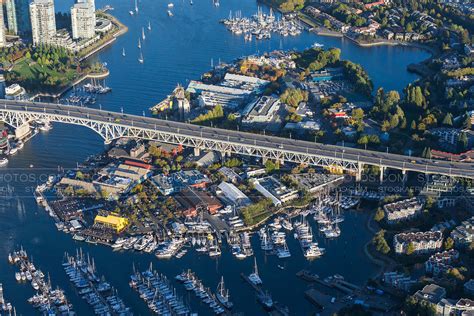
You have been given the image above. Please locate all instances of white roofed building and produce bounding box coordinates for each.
[217,181,251,207]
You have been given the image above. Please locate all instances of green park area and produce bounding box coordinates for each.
[5,45,107,94]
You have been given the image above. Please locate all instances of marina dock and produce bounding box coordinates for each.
[304,288,344,316]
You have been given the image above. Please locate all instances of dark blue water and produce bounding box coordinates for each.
[0,0,430,314]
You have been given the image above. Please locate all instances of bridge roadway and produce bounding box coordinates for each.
[1,100,474,179]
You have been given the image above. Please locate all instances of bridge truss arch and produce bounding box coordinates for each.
[0,108,359,174]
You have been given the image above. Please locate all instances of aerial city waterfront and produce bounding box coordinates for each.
[0,0,473,315]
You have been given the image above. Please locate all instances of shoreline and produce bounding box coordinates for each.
[24,12,127,99]
[364,212,398,279]
[79,11,129,62]
[32,70,110,99]
[294,10,436,58]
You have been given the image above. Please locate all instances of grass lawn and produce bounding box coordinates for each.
[13,58,78,82]
[10,57,80,92]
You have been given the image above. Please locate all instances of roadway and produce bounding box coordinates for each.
[1,100,474,179]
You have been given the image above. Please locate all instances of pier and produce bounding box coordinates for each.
[297,270,398,314]
[304,289,345,316]
[240,273,289,315]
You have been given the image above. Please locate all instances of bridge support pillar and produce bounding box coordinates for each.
[15,123,30,140]
[356,162,364,182]
[379,166,386,183]
[402,169,407,183]
[194,147,201,157]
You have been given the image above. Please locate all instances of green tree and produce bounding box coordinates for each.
[264,160,280,173]
[372,230,390,254]
[75,171,84,180]
[444,237,454,250]
[374,208,385,222]
[463,114,472,129]
[458,132,468,152]
[351,108,364,121]
[442,113,453,126]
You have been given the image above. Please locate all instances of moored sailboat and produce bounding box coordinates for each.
[216,277,233,309]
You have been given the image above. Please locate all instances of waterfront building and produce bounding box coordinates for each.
[172,85,190,119]
[241,96,281,125]
[94,160,152,196]
[30,0,56,46]
[288,173,344,194]
[251,176,299,206]
[94,213,129,233]
[95,17,112,33]
[393,231,443,255]
[151,170,210,195]
[175,187,222,216]
[71,0,96,40]
[5,0,31,35]
[382,272,417,292]
[436,298,474,316]
[421,175,459,208]
[108,141,146,160]
[221,73,269,92]
[48,28,74,48]
[413,284,446,305]
[217,181,251,207]
[450,216,474,248]
[425,249,459,276]
[187,80,251,109]
[5,83,26,100]
[218,167,241,183]
[383,197,425,224]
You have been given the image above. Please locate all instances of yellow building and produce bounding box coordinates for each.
[94,213,129,233]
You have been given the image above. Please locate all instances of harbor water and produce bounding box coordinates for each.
[0,0,430,314]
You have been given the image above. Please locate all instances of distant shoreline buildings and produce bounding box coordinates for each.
[0,0,102,52]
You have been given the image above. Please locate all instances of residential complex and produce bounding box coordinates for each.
[393,231,443,255]
[450,216,474,248]
[424,249,459,276]
[5,0,30,36]
[382,272,417,292]
[0,5,6,48]
[71,0,96,40]
[29,0,56,45]
[383,197,424,224]
[411,284,474,316]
